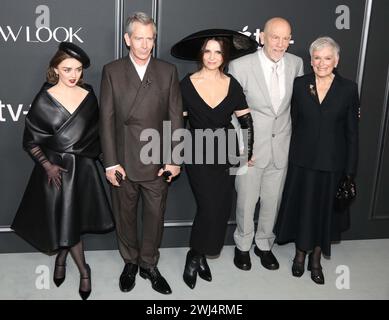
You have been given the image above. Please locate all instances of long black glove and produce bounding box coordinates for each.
[237,113,254,162]
[29,145,67,189]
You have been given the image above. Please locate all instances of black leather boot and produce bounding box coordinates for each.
[198,255,212,282]
[183,249,200,289]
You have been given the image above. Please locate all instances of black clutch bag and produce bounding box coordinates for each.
[335,175,356,211]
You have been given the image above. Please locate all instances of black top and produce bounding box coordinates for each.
[180,73,248,130]
[288,72,359,175]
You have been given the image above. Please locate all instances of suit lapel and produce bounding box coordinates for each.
[305,73,320,105]
[306,72,340,107]
[125,57,156,121]
[319,72,340,107]
[277,55,293,114]
[124,56,142,91]
[251,52,273,111]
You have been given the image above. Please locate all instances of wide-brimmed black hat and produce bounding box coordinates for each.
[59,42,90,68]
[171,29,258,61]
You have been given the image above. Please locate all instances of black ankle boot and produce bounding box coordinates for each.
[198,255,212,282]
[183,250,199,289]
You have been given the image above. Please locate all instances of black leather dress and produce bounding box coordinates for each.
[12,83,114,253]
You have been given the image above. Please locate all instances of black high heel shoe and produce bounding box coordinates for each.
[79,264,91,300]
[291,259,305,277]
[198,255,212,282]
[183,250,199,289]
[53,263,66,287]
[307,255,325,285]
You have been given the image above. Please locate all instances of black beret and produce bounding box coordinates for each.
[59,42,90,69]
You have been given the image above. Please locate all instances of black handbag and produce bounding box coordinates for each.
[335,175,356,211]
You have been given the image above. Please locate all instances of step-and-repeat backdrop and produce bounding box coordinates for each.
[2,0,388,251]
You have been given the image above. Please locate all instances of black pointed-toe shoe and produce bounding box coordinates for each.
[183,250,199,289]
[119,263,138,292]
[291,259,305,277]
[254,246,279,270]
[233,247,252,271]
[140,266,172,295]
[53,263,66,287]
[198,255,212,282]
[79,264,91,300]
[307,260,325,285]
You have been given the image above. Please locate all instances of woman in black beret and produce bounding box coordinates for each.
[12,42,114,300]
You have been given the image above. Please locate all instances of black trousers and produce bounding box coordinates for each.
[111,177,168,268]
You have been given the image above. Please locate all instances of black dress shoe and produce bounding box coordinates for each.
[307,259,325,285]
[291,259,305,277]
[234,247,252,270]
[254,246,279,270]
[119,263,138,292]
[183,249,199,289]
[198,255,212,282]
[79,264,91,300]
[53,263,66,287]
[140,266,172,295]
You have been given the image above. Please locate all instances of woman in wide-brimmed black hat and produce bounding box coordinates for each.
[12,42,114,300]
[171,29,257,289]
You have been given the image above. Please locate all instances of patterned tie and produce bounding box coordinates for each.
[270,63,281,113]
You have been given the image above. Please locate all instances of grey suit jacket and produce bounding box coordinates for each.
[229,50,303,169]
[99,56,183,181]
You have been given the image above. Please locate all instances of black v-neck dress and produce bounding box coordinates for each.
[12,83,114,253]
[180,74,248,255]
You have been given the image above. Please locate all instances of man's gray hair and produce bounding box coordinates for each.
[125,12,157,38]
[309,36,340,58]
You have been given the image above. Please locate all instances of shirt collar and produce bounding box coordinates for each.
[129,52,151,69]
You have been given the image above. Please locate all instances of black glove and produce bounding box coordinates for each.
[237,113,254,161]
[28,145,67,189]
[42,161,68,189]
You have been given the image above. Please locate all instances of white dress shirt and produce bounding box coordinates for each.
[129,52,151,81]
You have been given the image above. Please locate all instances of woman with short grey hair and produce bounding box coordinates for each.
[274,36,359,285]
[309,36,340,58]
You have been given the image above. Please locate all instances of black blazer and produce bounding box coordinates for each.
[288,72,359,175]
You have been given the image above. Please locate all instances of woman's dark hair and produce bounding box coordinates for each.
[198,37,231,72]
[46,50,84,85]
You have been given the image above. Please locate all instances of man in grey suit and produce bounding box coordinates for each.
[229,17,303,271]
[99,12,183,294]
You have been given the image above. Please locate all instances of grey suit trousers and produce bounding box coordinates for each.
[234,160,287,251]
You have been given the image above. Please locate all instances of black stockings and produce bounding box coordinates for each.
[55,240,90,291]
